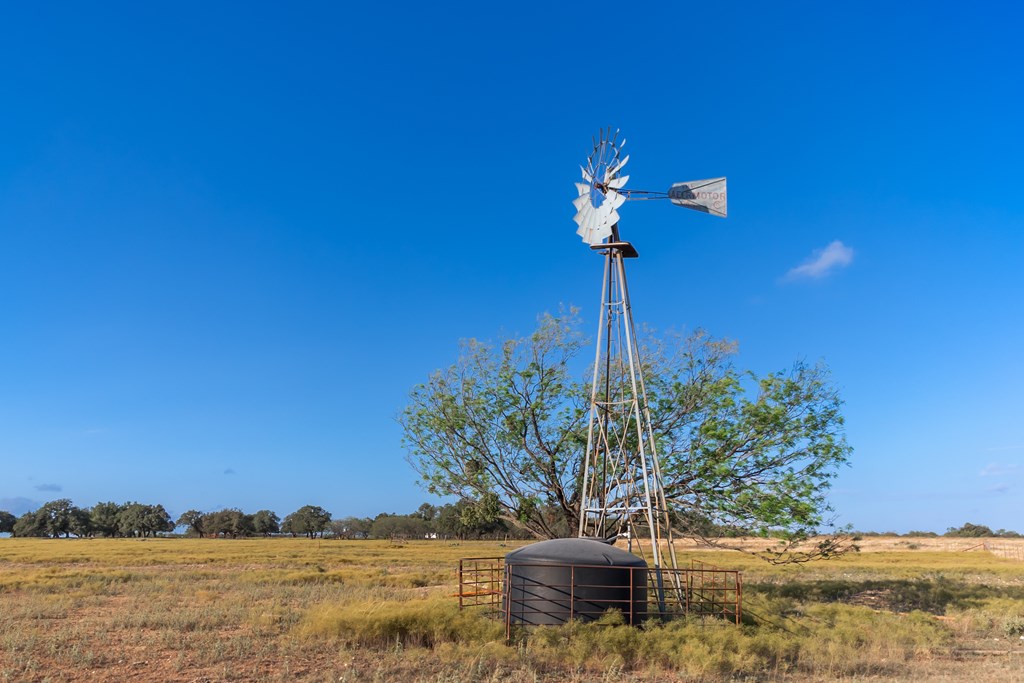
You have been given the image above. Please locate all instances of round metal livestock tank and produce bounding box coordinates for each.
[505,538,648,626]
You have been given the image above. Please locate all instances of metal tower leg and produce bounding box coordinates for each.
[577,238,680,614]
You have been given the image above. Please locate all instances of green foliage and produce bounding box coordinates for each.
[329,516,372,539]
[12,510,47,537]
[945,522,994,537]
[432,498,527,539]
[13,500,175,539]
[1004,615,1024,637]
[252,509,280,536]
[370,512,430,539]
[117,502,174,538]
[176,509,206,537]
[936,522,1023,539]
[401,310,852,560]
[90,502,123,537]
[204,509,255,538]
[37,499,80,538]
[14,500,521,542]
[521,604,949,677]
[10,499,101,538]
[413,503,436,522]
[362,497,524,540]
[750,576,1024,614]
[401,311,589,539]
[0,510,15,534]
[282,505,332,539]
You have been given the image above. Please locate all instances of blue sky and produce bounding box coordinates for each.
[2,2,1022,533]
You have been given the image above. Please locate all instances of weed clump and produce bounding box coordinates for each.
[301,597,505,648]
[302,597,953,679]
[516,607,948,678]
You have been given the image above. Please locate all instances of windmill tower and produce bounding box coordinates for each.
[572,128,727,589]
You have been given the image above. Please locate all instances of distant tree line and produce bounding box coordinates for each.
[944,522,1022,538]
[2,500,1020,542]
[1,499,175,538]
[174,508,283,538]
[352,500,531,541]
[850,523,1022,539]
[0,497,533,540]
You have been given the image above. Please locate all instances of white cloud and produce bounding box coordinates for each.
[979,463,1020,477]
[785,240,854,281]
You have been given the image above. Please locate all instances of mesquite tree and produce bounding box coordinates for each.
[401,311,853,562]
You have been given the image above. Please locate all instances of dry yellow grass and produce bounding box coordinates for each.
[0,536,1022,682]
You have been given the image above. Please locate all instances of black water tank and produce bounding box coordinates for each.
[505,538,648,626]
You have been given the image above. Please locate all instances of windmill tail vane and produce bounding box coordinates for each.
[667,177,727,217]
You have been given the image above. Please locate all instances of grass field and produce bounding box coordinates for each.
[1,537,1024,682]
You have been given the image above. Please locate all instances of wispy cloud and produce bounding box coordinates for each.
[34,483,63,492]
[784,240,854,281]
[987,483,1011,494]
[979,463,1020,477]
[223,468,236,475]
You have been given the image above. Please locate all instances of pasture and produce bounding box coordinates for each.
[1,537,1023,682]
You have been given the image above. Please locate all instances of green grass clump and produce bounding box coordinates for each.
[517,604,950,678]
[304,598,952,679]
[520,610,942,679]
[749,576,1024,614]
[945,596,1024,639]
[301,597,505,648]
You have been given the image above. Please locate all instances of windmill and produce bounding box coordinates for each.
[572,128,727,598]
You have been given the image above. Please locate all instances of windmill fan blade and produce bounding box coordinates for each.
[668,177,727,217]
[574,209,593,231]
[577,223,597,244]
[575,202,593,225]
[573,194,591,211]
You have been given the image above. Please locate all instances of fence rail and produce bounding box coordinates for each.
[981,543,1024,562]
[457,557,742,638]
[456,557,505,612]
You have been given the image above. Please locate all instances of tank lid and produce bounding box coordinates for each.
[505,538,647,567]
